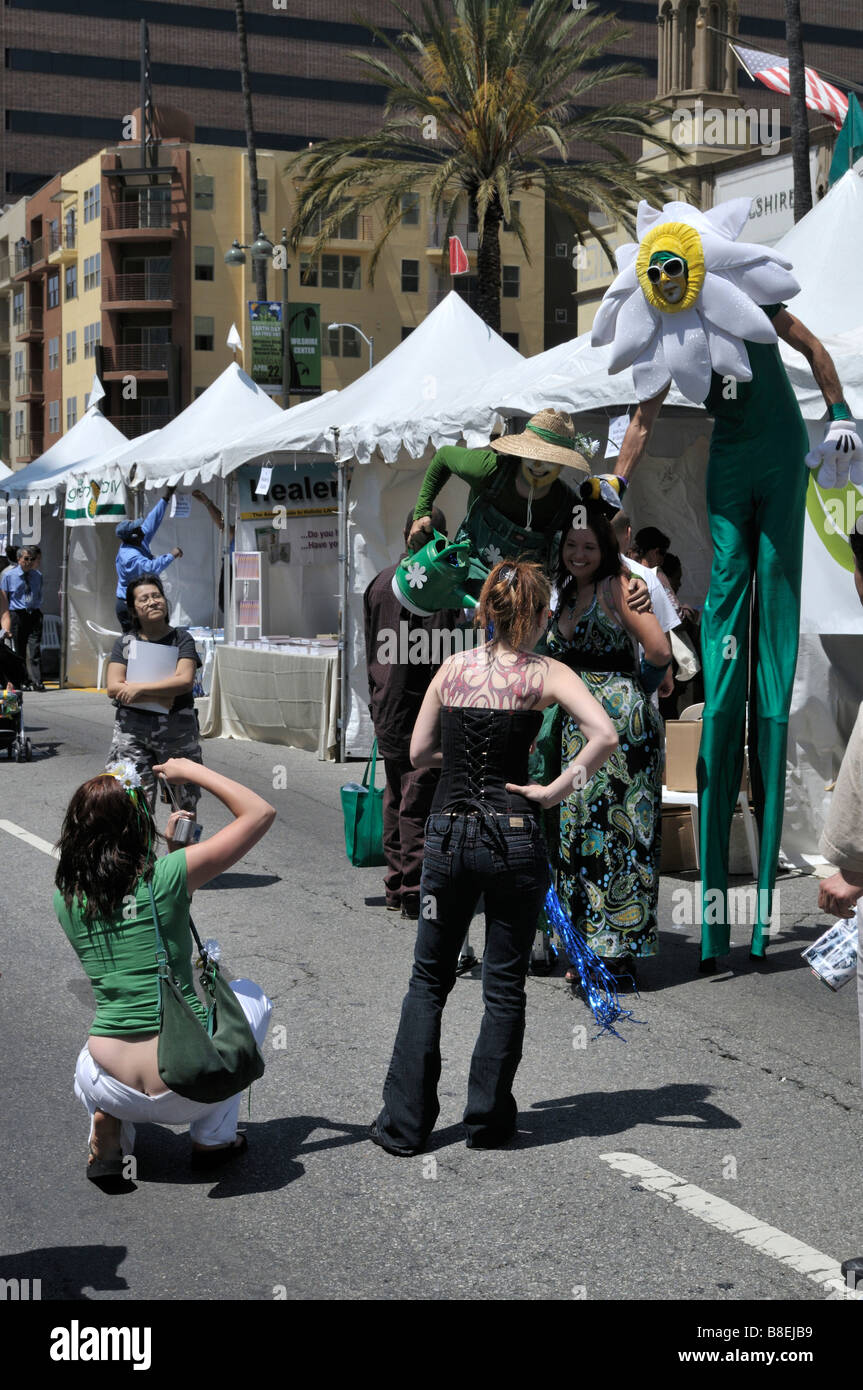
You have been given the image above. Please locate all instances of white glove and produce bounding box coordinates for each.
[805,418,863,491]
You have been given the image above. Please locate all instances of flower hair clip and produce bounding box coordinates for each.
[103,760,144,793]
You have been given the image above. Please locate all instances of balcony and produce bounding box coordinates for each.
[103,201,178,238]
[15,369,44,402]
[13,237,46,277]
[47,224,78,263]
[103,274,174,310]
[101,343,171,376]
[15,432,43,462]
[14,307,43,340]
[298,214,373,245]
[108,410,171,439]
[426,220,479,256]
[0,255,10,288]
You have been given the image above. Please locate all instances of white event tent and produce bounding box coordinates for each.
[196,292,523,755]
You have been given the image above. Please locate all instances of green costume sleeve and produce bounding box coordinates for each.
[413,447,500,520]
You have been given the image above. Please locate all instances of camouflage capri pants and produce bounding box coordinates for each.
[107,707,204,813]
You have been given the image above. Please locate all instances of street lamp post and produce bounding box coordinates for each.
[224,227,292,408]
[328,322,374,370]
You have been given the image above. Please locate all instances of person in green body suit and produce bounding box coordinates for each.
[591,197,863,971]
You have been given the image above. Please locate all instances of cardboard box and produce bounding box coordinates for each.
[660,806,697,872]
[664,720,748,794]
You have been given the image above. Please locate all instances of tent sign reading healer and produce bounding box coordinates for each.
[249,300,283,396]
[239,463,337,566]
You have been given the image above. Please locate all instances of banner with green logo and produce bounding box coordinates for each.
[288,302,321,394]
[65,472,127,526]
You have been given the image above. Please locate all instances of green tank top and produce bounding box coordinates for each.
[703,303,803,444]
[55,850,208,1036]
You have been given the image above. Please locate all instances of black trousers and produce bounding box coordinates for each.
[10,609,42,684]
[376,811,549,1150]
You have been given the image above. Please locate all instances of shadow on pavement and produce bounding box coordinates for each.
[522,1082,741,1144]
[200,872,282,890]
[0,1245,129,1299]
[126,1115,370,1196]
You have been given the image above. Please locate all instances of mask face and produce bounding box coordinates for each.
[647,251,688,306]
[520,458,561,488]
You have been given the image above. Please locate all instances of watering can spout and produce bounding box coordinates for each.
[391,531,488,616]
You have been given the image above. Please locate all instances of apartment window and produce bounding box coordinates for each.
[323,323,362,358]
[502,202,521,232]
[555,242,568,258]
[554,307,568,324]
[193,175,214,210]
[13,291,25,324]
[299,255,318,287]
[337,209,358,239]
[502,265,520,298]
[401,259,420,294]
[48,400,60,433]
[502,331,520,350]
[194,316,214,351]
[65,208,77,244]
[321,254,340,290]
[47,274,59,309]
[83,184,100,222]
[83,253,101,291]
[257,178,268,213]
[194,246,215,281]
[65,265,78,300]
[66,396,78,429]
[84,321,101,358]
[14,410,25,439]
[14,350,24,381]
[401,326,415,340]
[47,217,59,249]
[342,325,361,358]
[400,193,420,226]
[84,392,90,409]
[342,255,361,291]
[66,330,77,364]
[48,336,60,370]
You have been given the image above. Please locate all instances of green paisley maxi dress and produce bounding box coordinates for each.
[545,589,663,960]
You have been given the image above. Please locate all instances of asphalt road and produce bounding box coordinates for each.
[2,691,862,1309]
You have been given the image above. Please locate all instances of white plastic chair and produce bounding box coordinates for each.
[85,620,121,691]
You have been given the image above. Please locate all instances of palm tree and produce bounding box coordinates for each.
[287,0,679,333]
[234,0,267,300]
[785,0,812,222]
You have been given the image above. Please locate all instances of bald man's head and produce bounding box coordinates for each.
[611,511,632,549]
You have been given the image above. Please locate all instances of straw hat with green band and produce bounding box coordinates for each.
[490,409,590,474]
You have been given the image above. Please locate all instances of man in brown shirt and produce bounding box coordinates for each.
[817,527,863,1289]
[363,508,461,920]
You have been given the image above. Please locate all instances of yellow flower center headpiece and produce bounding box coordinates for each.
[636,221,706,315]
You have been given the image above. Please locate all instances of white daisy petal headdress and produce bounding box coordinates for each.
[103,760,144,793]
[591,198,801,405]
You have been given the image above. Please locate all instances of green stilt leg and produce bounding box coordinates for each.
[697,412,809,960]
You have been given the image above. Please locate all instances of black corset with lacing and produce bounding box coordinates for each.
[430,707,544,820]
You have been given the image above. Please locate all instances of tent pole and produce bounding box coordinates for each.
[335,428,348,762]
[59,509,71,688]
[224,475,235,643]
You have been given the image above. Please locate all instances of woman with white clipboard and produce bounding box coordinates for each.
[105,574,204,816]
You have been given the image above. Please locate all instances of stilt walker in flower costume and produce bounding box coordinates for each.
[591,198,863,969]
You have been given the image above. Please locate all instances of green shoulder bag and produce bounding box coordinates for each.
[340,737,386,867]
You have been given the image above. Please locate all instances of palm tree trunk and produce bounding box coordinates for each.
[234,0,267,299]
[785,0,812,222]
[475,205,502,334]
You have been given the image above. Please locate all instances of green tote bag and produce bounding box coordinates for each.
[340,738,386,867]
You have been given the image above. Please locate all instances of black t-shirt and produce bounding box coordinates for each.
[109,626,201,715]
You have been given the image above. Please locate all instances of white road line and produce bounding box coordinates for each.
[0,818,58,859]
[601,1151,861,1300]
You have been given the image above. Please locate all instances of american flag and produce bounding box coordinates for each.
[731,43,848,132]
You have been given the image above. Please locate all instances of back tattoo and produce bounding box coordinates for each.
[439,647,546,710]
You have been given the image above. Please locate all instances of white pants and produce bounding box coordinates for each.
[74,978,272,1149]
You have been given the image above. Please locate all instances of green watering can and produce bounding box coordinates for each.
[391,531,490,616]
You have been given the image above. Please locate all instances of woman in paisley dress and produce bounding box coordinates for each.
[543,504,671,985]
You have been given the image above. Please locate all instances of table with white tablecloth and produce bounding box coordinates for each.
[199,643,339,759]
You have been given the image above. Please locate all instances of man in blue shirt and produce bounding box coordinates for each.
[0,546,44,689]
[115,488,182,631]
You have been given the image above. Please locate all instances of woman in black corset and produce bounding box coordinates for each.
[371,561,618,1156]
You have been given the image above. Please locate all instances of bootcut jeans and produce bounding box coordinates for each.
[376,811,550,1151]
